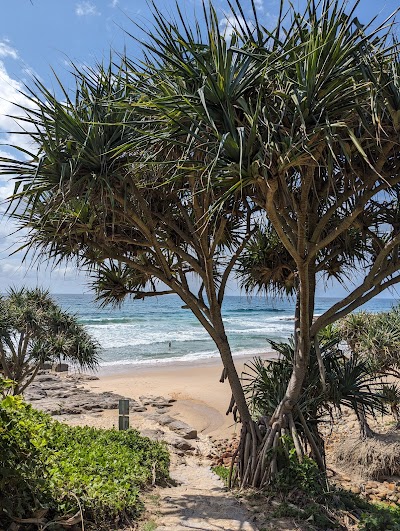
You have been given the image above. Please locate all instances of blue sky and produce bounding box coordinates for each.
[0,0,399,296]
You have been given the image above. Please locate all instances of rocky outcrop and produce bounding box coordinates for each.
[24,373,147,415]
[24,371,200,457]
[139,395,175,408]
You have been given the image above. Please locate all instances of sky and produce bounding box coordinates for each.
[0,0,399,296]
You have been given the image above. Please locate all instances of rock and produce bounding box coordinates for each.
[25,388,47,398]
[67,374,99,381]
[140,395,175,407]
[158,415,175,426]
[40,362,53,370]
[25,392,47,401]
[131,405,147,412]
[46,392,72,399]
[146,413,163,422]
[168,420,197,440]
[53,363,69,372]
[39,383,66,391]
[170,437,195,451]
[129,401,147,412]
[35,374,59,382]
[141,429,165,441]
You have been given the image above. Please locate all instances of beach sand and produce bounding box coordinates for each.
[79,353,274,439]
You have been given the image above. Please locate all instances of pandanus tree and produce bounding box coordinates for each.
[0,288,99,394]
[0,63,258,449]
[122,0,400,485]
[123,0,400,484]
[2,0,400,489]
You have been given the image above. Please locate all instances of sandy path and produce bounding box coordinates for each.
[148,452,258,531]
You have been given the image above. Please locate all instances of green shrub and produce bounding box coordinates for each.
[0,397,169,527]
[359,505,400,531]
[212,465,230,485]
[274,449,324,496]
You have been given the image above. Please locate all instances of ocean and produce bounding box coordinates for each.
[53,294,399,372]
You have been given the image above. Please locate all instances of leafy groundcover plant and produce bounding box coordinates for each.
[0,396,169,528]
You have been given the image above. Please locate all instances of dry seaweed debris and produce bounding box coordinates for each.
[333,432,400,480]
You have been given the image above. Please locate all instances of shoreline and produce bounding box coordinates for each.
[95,349,277,376]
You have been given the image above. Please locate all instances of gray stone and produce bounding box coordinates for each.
[140,394,175,406]
[131,406,147,412]
[58,406,83,415]
[170,437,195,451]
[46,392,72,399]
[141,429,165,441]
[25,388,47,398]
[158,415,175,426]
[40,383,69,391]
[26,392,47,401]
[35,374,58,382]
[66,374,99,381]
[53,363,69,372]
[168,420,197,440]
[146,414,163,422]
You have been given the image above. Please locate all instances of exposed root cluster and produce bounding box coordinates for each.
[229,405,325,489]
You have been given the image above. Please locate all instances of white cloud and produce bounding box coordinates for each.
[254,0,264,12]
[75,2,100,16]
[0,60,38,154]
[0,41,18,60]
[0,177,15,203]
[219,15,255,38]
[110,0,118,7]
[0,55,89,295]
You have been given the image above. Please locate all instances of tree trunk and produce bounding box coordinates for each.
[391,405,400,429]
[275,265,314,420]
[223,265,325,489]
[217,338,252,423]
[357,405,374,439]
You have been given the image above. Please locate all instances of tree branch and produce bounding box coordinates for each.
[312,270,400,334]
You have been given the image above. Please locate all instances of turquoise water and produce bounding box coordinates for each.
[53,294,398,370]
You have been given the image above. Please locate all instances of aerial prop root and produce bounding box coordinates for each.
[229,406,325,489]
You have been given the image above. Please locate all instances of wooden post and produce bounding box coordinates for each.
[118,399,129,430]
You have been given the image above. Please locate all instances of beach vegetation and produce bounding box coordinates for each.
[212,465,231,485]
[241,477,400,529]
[338,308,400,379]
[242,336,386,472]
[1,0,400,490]
[334,307,400,432]
[0,394,169,528]
[0,287,99,393]
[0,19,257,488]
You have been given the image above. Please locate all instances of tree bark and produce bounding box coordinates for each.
[277,265,315,418]
[214,326,252,425]
[357,405,374,439]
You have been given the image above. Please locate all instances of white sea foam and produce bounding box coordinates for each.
[52,294,398,369]
[86,320,293,349]
[98,346,274,368]
[86,326,209,348]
